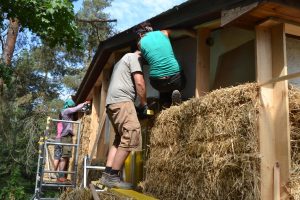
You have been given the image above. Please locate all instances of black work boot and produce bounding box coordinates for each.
[171,90,182,105]
[100,172,133,189]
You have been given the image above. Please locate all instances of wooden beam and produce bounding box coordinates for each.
[257,18,300,37]
[193,19,220,30]
[256,22,290,200]
[285,23,300,37]
[195,28,210,97]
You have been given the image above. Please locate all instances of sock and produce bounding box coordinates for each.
[110,169,120,176]
[58,172,64,178]
[105,166,112,173]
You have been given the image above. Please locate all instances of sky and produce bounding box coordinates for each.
[73,0,187,32]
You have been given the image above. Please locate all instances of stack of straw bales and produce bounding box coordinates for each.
[142,83,300,199]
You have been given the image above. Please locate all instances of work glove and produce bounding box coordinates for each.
[81,102,91,112]
[136,104,149,119]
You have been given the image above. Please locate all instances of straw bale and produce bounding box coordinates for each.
[143,83,260,200]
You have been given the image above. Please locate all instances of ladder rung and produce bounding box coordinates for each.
[44,170,75,174]
[96,189,106,192]
[45,142,78,146]
[42,183,74,187]
[86,166,105,170]
[51,119,81,124]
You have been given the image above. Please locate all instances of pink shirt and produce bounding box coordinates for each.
[56,122,63,139]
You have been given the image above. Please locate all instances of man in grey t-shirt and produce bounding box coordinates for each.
[100,50,147,189]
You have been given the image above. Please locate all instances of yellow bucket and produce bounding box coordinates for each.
[124,151,143,186]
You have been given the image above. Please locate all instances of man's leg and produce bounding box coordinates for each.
[100,102,140,189]
[104,145,118,173]
[100,148,132,189]
[52,143,62,179]
[57,135,72,182]
[57,157,69,182]
[111,149,130,173]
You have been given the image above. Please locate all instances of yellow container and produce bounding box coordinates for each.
[124,151,143,186]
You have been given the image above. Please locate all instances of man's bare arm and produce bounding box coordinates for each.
[133,72,147,106]
[161,29,196,38]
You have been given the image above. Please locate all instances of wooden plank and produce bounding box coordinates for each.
[195,28,210,97]
[256,22,290,200]
[89,183,100,200]
[272,23,290,197]
[256,24,276,200]
[259,71,300,86]
[112,188,158,200]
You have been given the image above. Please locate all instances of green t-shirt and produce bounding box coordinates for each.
[140,31,180,78]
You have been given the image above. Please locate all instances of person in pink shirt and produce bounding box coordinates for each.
[52,113,63,178]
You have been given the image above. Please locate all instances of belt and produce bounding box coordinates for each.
[150,72,180,80]
[150,75,173,80]
[157,76,170,80]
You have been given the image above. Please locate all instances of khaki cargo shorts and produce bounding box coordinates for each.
[61,135,73,158]
[107,101,142,151]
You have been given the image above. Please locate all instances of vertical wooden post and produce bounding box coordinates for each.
[272,24,290,193]
[256,22,290,200]
[88,86,100,160]
[195,28,210,97]
[96,69,110,162]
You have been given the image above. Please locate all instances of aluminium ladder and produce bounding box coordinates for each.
[32,117,81,200]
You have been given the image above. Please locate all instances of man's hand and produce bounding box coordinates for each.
[136,104,149,119]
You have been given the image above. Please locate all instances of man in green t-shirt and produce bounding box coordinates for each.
[135,21,196,107]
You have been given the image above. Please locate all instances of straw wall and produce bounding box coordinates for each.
[76,114,92,185]
[142,83,300,200]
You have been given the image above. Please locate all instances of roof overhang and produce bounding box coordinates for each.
[222,1,300,29]
[74,0,300,103]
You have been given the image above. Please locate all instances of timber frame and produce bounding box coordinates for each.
[75,0,300,199]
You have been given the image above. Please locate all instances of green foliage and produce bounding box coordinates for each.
[0,0,82,50]
[0,167,28,200]
[0,0,114,198]
[0,63,13,86]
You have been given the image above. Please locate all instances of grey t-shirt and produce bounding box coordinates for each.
[106,52,143,105]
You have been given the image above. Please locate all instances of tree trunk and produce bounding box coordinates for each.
[0,18,19,95]
[3,18,19,65]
